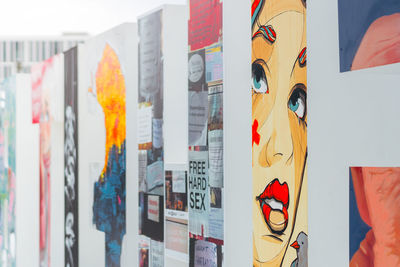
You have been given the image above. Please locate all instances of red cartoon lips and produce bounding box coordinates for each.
[257,179,289,234]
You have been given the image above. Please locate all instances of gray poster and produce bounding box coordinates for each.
[188,151,209,236]
[188,91,208,146]
[139,10,163,105]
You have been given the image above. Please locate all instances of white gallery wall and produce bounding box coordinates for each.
[223,0,253,267]
[124,23,139,267]
[162,5,188,267]
[49,55,65,267]
[163,4,188,166]
[308,0,400,266]
[15,74,39,267]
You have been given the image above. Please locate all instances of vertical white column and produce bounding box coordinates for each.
[223,0,252,266]
[163,6,188,267]
[15,74,39,267]
[50,55,65,267]
[78,40,106,267]
[163,5,188,166]
[123,22,139,267]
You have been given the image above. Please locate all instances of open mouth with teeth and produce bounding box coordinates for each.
[257,179,289,234]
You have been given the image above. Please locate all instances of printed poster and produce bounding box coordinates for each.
[138,10,163,101]
[338,0,400,71]
[142,194,164,242]
[188,151,209,237]
[349,167,400,266]
[208,84,223,131]
[148,195,160,223]
[165,219,188,255]
[205,45,223,84]
[139,236,150,267]
[189,50,207,92]
[152,119,163,149]
[165,170,188,214]
[165,170,188,258]
[208,187,223,241]
[172,171,186,194]
[146,161,164,195]
[190,239,221,267]
[188,0,223,51]
[208,130,223,188]
[139,151,148,192]
[138,105,153,147]
[151,239,164,267]
[188,91,208,146]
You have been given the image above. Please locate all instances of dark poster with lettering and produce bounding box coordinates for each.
[64,47,78,267]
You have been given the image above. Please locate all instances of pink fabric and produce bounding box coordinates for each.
[351,167,400,266]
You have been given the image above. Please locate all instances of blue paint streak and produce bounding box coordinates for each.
[93,141,126,267]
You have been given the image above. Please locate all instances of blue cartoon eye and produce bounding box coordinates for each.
[252,63,268,94]
[289,100,300,112]
[288,85,306,120]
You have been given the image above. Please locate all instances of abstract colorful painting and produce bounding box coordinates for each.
[252,0,308,266]
[91,44,126,267]
[0,77,16,267]
[349,167,400,266]
[338,0,400,71]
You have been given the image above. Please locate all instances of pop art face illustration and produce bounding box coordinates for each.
[251,0,307,265]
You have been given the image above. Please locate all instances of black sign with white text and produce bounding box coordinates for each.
[64,47,78,267]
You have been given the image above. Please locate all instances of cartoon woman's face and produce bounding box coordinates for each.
[252,0,307,265]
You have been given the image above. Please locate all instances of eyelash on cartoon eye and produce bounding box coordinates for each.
[288,86,307,120]
[252,63,269,94]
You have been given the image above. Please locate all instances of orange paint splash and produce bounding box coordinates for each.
[95,44,126,178]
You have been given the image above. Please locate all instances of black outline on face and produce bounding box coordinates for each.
[252,62,269,94]
[288,83,307,122]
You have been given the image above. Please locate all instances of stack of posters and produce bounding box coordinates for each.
[188,0,224,266]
